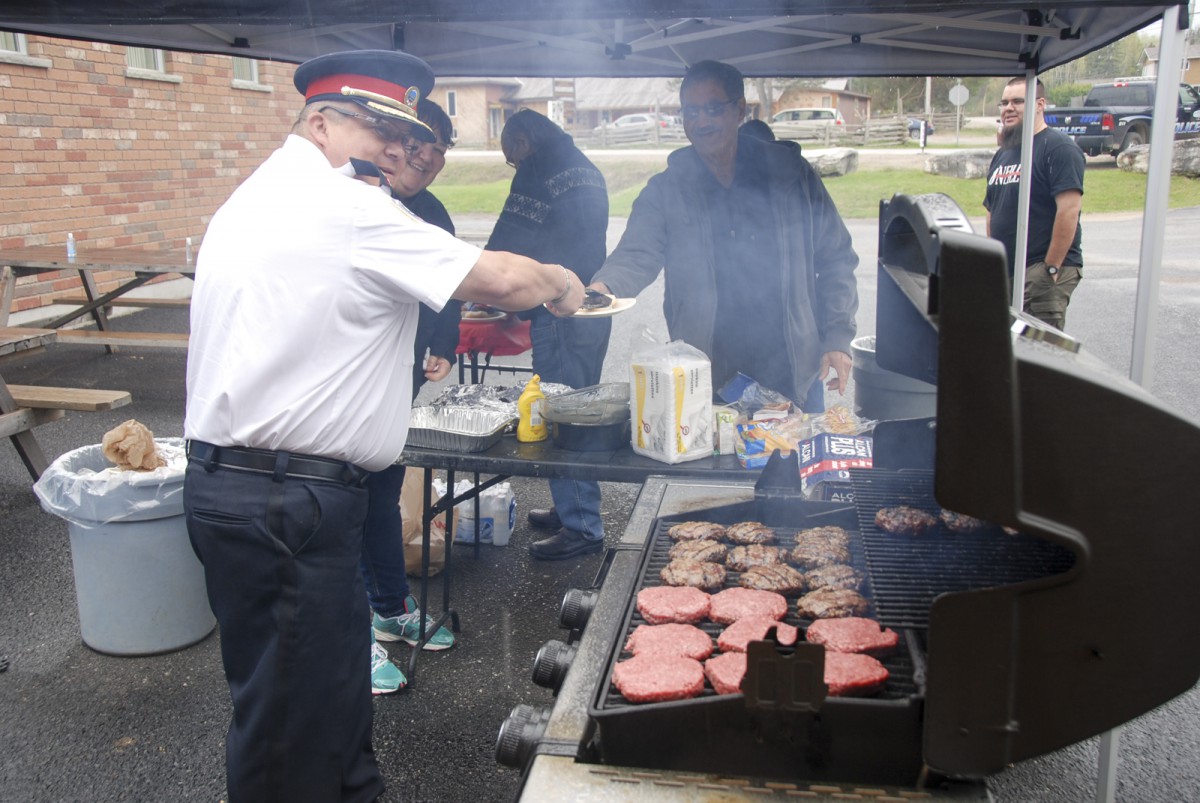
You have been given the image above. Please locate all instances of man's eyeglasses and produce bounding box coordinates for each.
[681,99,736,121]
[997,98,1027,109]
[320,106,417,150]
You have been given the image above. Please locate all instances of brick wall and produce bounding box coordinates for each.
[0,35,299,315]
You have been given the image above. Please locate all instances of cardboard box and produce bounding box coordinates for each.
[798,433,873,493]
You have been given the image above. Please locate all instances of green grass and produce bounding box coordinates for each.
[433,158,1200,220]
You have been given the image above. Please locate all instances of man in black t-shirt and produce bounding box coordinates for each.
[983,76,1085,330]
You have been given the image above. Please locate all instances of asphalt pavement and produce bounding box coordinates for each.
[1,201,1197,802]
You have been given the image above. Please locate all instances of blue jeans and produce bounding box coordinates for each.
[530,312,611,541]
[360,463,409,618]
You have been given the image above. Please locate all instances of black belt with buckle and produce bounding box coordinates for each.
[186,440,368,485]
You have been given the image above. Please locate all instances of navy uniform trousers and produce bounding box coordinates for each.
[185,455,382,803]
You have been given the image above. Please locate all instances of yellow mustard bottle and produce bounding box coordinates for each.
[517,374,549,442]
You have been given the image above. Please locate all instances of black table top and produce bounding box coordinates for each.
[401,434,756,484]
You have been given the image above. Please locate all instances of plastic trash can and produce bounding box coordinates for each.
[33,437,215,656]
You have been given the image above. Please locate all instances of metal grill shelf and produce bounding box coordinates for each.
[850,468,1076,630]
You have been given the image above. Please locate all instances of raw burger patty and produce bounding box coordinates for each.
[738,564,807,595]
[660,559,726,592]
[669,538,728,564]
[704,652,747,695]
[612,654,705,703]
[625,623,714,660]
[636,585,711,625]
[709,587,788,624]
[874,505,938,535]
[725,521,777,544]
[793,526,852,550]
[805,617,899,656]
[717,615,799,653]
[796,587,870,619]
[726,544,786,572]
[824,652,889,696]
[803,563,865,592]
[668,521,727,541]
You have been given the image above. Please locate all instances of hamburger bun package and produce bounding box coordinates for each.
[630,340,712,463]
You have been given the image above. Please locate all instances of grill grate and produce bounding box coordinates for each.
[851,468,1077,629]
[600,515,920,710]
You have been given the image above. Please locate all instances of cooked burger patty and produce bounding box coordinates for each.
[803,563,865,593]
[612,654,705,703]
[738,564,807,595]
[636,585,711,625]
[824,652,889,697]
[940,508,986,533]
[704,651,747,696]
[796,587,871,619]
[624,623,714,660]
[660,559,726,592]
[805,617,899,656]
[667,521,728,542]
[724,521,777,545]
[792,526,852,550]
[874,505,938,535]
[709,587,788,624]
[669,538,729,564]
[790,540,852,570]
[726,544,786,572]
[717,615,799,653]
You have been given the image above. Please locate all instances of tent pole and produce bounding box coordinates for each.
[1129,2,1186,388]
[1010,70,1037,311]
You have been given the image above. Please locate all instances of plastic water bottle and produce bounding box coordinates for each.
[66,232,76,262]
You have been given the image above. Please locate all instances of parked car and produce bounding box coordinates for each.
[769,107,845,140]
[592,113,679,135]
[907,117,935,138]
[1044,79,1200,157]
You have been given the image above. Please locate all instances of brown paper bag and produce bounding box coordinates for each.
[400,468,454,577]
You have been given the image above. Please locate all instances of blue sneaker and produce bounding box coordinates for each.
[373,594,456,651]
[371,637,406,695]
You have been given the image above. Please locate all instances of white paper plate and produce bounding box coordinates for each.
[573,296,637,318]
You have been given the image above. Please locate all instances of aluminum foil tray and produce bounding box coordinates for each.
[406,406,514,452]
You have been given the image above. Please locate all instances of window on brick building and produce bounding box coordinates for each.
[446,91,457,117]
[233,57,258,82]
[1,31,29,54]
[126,47,165,72]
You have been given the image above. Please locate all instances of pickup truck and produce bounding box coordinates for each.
[1045,79,1200,157]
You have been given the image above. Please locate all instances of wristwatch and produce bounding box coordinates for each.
[1045,264,1059,277]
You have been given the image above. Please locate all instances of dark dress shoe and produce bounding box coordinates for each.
[529,528,603,561]
[527,507,562,530]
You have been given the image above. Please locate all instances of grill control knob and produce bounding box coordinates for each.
[531,639,577,693]
[559,588,598,630]
[495,703,552,770]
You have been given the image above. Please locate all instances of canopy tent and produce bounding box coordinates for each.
[0,3,1193,801]
[0,2,1181,77]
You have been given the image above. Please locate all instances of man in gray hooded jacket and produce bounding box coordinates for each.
[590,60,858,411]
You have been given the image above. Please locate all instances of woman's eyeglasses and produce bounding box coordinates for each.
[681,99,736,121]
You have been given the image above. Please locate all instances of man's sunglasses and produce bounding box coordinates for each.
[320,106,417,150]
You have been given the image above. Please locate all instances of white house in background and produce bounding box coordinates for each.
[428,76,867,148]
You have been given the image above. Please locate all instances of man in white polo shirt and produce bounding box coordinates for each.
[183,49,583,802]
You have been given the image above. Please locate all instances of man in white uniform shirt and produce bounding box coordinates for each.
[183,50,583,803]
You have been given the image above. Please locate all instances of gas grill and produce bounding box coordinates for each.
[497,194,1200,800]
